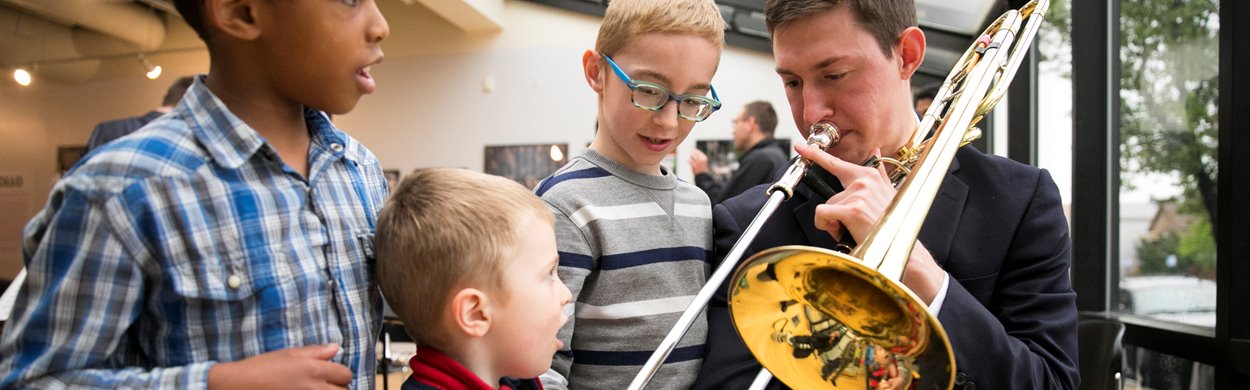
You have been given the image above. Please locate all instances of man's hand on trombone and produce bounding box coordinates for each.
[794,144,946,305]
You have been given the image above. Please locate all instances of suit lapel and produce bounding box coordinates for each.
[918,156,968,268]
[792,190,841,250]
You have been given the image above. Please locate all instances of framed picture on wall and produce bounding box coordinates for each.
[484,144,569,190]
[57,146,87,175]
[695,139,736,183]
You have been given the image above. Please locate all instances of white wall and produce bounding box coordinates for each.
[0,0,796,279]
[342,0,795,177]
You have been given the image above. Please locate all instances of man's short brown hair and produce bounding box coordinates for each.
[375,168,553,348]
[764,0,917,58]
[596,0,726,57]
[743,100,778,136]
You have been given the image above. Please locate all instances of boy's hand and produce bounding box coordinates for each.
[208,344,353,389]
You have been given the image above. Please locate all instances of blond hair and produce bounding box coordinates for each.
[596,0,726,57]
[376,168,553,347]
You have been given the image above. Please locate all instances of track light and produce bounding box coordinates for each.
[13,68,31,86]
[139,54,161,80]
[550,145,565,162]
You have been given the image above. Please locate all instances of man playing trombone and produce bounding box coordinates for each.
[692,0,1079,389]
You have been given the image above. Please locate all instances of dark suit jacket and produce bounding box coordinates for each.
[695,138,789,205]
[692,147,1079,390]
[85,111,165,154]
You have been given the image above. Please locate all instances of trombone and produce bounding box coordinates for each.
[626,0,1050,388]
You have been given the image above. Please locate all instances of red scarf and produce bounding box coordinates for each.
[408,347,542,390]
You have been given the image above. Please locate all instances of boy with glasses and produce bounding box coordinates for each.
[532,0,724,388]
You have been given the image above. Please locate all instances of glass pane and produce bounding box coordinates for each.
[1116,0,1218,329]
[1037,0,1072,216]
[1124,346,1214,390]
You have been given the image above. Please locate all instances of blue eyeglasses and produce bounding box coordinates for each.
[602,54,722,122]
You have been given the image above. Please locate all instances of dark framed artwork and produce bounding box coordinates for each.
[695,138,794,182]
[484,144,569,189]
[57,145,87,175]
[695,139,737,183]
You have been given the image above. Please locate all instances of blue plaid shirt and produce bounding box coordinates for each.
[0,76,387,389]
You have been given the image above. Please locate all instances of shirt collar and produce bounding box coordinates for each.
[178,75,349,169]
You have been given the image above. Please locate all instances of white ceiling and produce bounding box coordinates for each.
[0,0,998,86]
[0,0,502,85]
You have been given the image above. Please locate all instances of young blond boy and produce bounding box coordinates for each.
[0,0,389,388]
[377,168,572,389]
[532,0,725,388]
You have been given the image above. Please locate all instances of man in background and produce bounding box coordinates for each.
[914,82,939,117]
[84,75,194,153]
[689,100,789,204]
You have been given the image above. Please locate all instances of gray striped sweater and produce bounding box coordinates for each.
[535,149,713,390]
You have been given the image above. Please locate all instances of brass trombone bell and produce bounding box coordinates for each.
[730,246,953,389]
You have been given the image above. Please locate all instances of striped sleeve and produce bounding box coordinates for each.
[548,204,594,387]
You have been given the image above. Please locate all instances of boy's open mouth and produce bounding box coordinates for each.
[356,66,375,94]
[641,135,671,151]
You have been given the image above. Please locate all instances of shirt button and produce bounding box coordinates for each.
[330,143,343,152]
[227,275,242,289]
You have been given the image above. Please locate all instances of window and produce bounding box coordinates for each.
[1036,0,1073,213]
[1114,0,1218,334]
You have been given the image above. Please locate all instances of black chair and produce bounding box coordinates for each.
[1078,317,1126,390]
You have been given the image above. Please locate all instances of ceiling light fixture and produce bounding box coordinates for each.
[139,54,161,80]
[549,145,565,162]
[13,68,31,86]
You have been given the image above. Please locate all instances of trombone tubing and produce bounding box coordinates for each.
[625,189,789,390]
[626,124,836,390]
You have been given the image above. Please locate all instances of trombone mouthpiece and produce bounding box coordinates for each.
[807,123,840,150]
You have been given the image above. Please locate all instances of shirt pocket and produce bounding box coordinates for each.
[164,249,279,301]
[355,228,377,291]
[354,228,381,316]
[355,229,376,263]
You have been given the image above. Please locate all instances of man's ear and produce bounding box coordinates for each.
[450,288,491,337]
[895,26,926,80]
[204,0,262,41]
[747,116,760,133]
[583,49,605,94]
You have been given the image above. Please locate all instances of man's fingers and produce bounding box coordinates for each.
[813,204,844,236]
[794,144,871,181]
[312,360,354,386]
[289,344,340,360]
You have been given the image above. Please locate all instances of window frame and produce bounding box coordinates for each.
[1069,0,1250,384]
